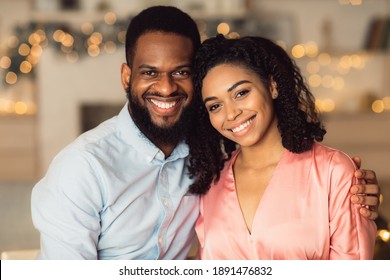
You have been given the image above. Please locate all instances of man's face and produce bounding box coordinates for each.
[121,32,195,145]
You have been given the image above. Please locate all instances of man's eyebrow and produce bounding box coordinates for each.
[138,63,192,70]
[138,64,156,70]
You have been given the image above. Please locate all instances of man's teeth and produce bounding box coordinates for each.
[231,119,253,133]
[150,99,176,109]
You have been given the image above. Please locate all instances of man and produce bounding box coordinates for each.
[31,6,380,260]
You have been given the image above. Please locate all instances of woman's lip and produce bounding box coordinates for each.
[227,115,256,133]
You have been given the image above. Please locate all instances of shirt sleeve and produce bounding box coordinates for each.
[31,148,104,259]
[328,151,377,259]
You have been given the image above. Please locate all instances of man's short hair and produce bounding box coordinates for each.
[125,5,201,65]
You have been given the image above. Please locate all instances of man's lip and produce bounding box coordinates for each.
[145,95,187,114]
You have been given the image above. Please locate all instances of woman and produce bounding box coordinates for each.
[187,35,377,259]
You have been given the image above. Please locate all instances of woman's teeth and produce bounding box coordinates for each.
[231,118,253,133]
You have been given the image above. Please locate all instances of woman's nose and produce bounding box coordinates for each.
[225,103,242,121]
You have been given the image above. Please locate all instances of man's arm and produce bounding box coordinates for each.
[351,156,381,220]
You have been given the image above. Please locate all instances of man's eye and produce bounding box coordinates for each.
[142,71,157,77]
[173,70,191,79]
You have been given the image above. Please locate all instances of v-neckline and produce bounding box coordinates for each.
[229,148,286,236]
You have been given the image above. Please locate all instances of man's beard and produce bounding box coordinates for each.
[126,86,195,147]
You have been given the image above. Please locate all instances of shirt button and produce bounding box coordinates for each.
[158,237,163,244]
[163,199,169,207]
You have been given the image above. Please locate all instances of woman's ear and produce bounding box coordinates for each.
[270,79,278,99]
[121,63,131,91]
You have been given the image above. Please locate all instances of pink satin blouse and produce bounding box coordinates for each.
[196,143,377,259]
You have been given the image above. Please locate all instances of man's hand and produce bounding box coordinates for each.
[351,156,381,220]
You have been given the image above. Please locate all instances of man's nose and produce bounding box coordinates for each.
[153,73,178,95]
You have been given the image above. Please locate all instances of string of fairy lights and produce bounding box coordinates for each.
[1,9,389,117]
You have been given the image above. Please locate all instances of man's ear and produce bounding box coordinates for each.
[121,63,131,91]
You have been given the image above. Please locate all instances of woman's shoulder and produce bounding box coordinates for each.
[312,142,357,172]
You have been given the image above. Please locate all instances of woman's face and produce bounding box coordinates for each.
[201,63,279,147]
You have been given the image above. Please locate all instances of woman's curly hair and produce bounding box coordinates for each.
[187,34,326,194]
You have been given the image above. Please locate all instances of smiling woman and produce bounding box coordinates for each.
[187,34,377,260]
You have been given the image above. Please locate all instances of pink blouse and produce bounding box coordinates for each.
[196,143,377,259]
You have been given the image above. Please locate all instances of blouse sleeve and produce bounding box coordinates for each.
[328,151,377,259]
[194,195,205,260]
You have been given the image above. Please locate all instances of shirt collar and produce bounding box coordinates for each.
[116,102,189,162]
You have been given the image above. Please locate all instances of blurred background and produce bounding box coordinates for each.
[0,0,389,259]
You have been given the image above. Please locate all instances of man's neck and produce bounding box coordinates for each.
[157,143,176,159]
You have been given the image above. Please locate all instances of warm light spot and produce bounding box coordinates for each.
[336,64,350,75]
[333,77,345,90]
[20,61,32,73]
[322,98,335,112]
[66,52,79,63]
[0,98,15,113]
[0,98,9,112]
[291,44,305,58]
[0,56,11,69]
[88,45,100,57]
[276,41,287,50]
[118,31,126,44]
[228,32,240,39]
[81,22,94,35]
[350,54,363,68]
[104,41,117,54]
[28,33,41,45]
[62,33,74,47]
[372,100,384,113]
[383,97,390,110]
[14,101,28,115]
[321,75,335,88]
[61,45,73,54]
[306,61,320,74]
[308,74,322,87]
[217,23,230,35]
[27,54,39,65]
[339,55,352,69]
[378,230,390,242]
[104,12,117,25]
[318,53,331,65]
[53,29,66,42]
[36,29,47,42]
[89,32,103,45]
[30,45,43,57]
[26,102,37,115]
[304,41,319,58]
[18,43,31,56]
[5,72,17,84]
[350,0,362,5]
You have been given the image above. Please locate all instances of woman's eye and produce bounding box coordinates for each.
[208,104,220,112]
[236,89,249,98]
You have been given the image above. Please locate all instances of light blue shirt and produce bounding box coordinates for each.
[31,104,199,259]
